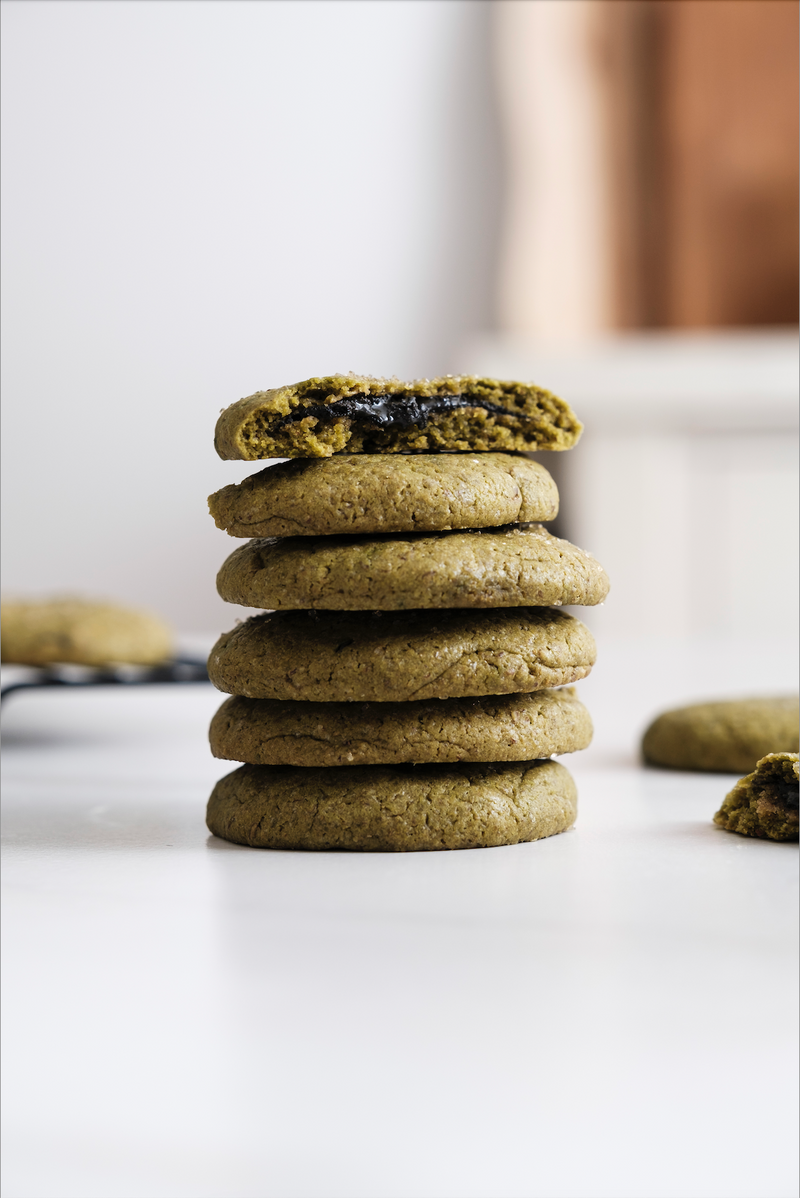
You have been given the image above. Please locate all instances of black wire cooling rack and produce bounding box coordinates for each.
[0,656,210,702]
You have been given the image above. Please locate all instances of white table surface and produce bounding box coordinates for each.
[3,635,798,1198]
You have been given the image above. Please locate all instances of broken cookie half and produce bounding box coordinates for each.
[213,373,583,459]
[713,752,799,842]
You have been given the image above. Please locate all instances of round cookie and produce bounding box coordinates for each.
[208,453,559,538]
[642,696,799,773]
[216,523,610,611]
[207,607,596,702]
[1,597,173,666]
[206,758,578,851]
[209,686,592,767]
[214,373,582,460]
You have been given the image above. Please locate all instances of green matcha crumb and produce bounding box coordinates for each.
[213,373,583,460]
[713,753,799,842]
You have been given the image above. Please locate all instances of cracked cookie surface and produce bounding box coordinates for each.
[713,753,799,841]
[216,523,610,611]
[209,686,592,767]
[642,696,799,773]
[206,758,578,851]
[214,374,582,459]
[207,607,596,702]
[208,453,558,538]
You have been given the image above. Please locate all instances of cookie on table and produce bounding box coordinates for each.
[214,374,582,459]
[209,686,592,767]
[207,607,596,702]
[713,753,798,842]
[207,758,578,851]
[642,696,799,773]
[216,524,610,611]
[208,453,559,538]
[1,597,173,666]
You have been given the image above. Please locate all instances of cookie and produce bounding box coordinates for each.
[213,374,582,459]
[642,696,799,773]
[713,753,799,842]
[209,686,592,767]
[206,758,578,851]
[208,453,559,538]
[216,524,610,611]
[1,597,173,666]
[207,607,596,702]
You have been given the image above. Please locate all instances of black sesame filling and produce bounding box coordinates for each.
[759,779,799,809]
[273,392,516,433]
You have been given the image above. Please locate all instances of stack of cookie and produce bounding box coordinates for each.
[205,374,609,852]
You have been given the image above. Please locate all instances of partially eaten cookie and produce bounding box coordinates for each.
[713,753,799,842]
[213,373,583,459]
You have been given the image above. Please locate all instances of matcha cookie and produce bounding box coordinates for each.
[214,374,582,459]
[209,686,592,767]
[207,607,596,702]
[642,696,799,773]
[216,524,609,611]
[208,453,559,538]
[1,597,173,666]
[713,753,799,842]
[207,758,578,851]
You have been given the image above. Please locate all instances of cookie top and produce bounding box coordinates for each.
[1,597,173,666]
[208,453,559,538]
[214,374,582,459]
[209,686,592,768]
[713,752,799,841]
[642,696,799,774]
[216,524,610,611]
[207,758,578,851]
[207,607,596,702]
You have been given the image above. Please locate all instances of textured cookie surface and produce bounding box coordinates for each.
[207,759,578,851]
[1,598,173,666]
[216,524,609,611]
[208,453,559,538]
[208,607,596,702]
[214,374,582,459]
[210,686,592,767]
[642,696,799,773]
[713,753,799,842]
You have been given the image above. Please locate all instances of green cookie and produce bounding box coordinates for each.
[207,759,578,851]
[207,608,596,703]
[208,453,558,538]
[642,696,799,773]
[209,687,592,767]
[214,374,582,459]
[713,753,798,841]
[216,524,610,611]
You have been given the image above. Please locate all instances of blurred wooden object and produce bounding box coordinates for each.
[606,0,799,329]
[488,4,799,640]
[495,0,799,336]
[494,1,614,341]
[461,330,800,638]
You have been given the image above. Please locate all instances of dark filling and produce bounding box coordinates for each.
[273,392,516,433]
[759,779,799,810]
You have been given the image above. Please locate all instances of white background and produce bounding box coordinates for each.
[3,636,798,1198]
[3,10,797,1196]
[1,0,499,631]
